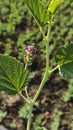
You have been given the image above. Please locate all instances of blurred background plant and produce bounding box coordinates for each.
[0,0,26,35]
[62,79,73,102]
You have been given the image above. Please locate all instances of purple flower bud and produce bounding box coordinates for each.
[32,49,38,55]
[25,45,38,55]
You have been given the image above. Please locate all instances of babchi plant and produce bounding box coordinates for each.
[0,0,73,130]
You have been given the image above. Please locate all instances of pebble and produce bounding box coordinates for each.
[0,125,8,130]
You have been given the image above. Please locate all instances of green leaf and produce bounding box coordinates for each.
[0,54,29,94]
[48,0,63,13]
[24,0,49,28]
[55,44,73,78]
[59,62,73,78]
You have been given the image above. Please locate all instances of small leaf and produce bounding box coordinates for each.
[48,0,63,14]
[55,44,73,78]
[0,54,29,94]
[19,103,33,119]
[24,0,49,28]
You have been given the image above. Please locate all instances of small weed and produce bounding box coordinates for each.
[0,110,7,122]
[51,111,62,130]
[18,102,39,119]
[33,118,47,130]
[9,123,16,129]
[19,103,32,119]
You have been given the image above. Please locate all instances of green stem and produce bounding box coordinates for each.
[27,104,33,130]
[18,92,30,104]
[25,86,30,99]
[25,63,27,70]
[32,21,52,104]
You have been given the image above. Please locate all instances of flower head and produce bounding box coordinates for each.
[25,45,38,55]
[24,45,38,67]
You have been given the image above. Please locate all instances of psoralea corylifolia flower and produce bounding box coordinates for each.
[25,45,38,55]
[24,45,38,66]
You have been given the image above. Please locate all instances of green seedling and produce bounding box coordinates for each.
[33,118,47,130]
[51,111,62,130]
[9,123,17,129]
[0,110,7,122]
[19,103,33,119]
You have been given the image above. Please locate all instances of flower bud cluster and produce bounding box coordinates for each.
[24,45,38,66]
